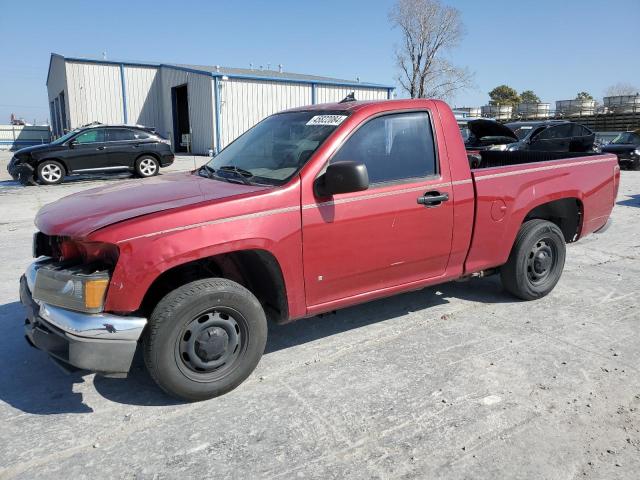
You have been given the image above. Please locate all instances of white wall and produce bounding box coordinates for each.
[46,56,69,135]
[65,61,124,126]
[159,67,215,155]
[315,85,388,103]
[123,65,162,129]
[219,78,312,148]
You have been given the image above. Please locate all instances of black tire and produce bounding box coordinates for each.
[143,278,267,401]
[631,157,640,171]
[37,160,65,185]
[135,156,160,178]
[500,219,566,301]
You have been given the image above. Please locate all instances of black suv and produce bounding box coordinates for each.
[7,124,174,185]
[601,130,640,170]
[466,119,595,153]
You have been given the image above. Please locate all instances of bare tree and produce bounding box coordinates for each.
[604,82,639,97]
[389,0,473,100]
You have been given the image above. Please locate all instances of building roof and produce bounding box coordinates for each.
[47,53,394,90]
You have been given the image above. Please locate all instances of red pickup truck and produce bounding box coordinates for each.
[20,99,619,401]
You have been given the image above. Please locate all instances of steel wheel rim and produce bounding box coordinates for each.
[41,164,62,182]
[526,238,558,285]
[140,158,157,176]
[174,307,248,382]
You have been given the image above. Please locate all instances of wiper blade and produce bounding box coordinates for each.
[197,164,216,179]
[218,165,254,185]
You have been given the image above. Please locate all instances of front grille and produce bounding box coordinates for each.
[33,232,57,258]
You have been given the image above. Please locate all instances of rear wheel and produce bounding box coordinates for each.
[500,219,566,300]
[143,278,267,401]
[37,160,65,185]
[135,156,159,177]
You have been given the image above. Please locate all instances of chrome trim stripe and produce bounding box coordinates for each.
[473,157,614,182]
[117,179,473,242]
[73,166,130,172]
[302,179,470,210]
[117,205,300,243]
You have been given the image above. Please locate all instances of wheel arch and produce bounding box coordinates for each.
[522,197,584,243]
[135,151,161,163]
[37,157,69,175]
[139,248,289,324]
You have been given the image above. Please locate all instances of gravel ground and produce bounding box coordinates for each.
[0,150,638,479]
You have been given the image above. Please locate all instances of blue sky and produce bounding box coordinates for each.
[1,0,638,124]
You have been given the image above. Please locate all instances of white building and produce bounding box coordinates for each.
[46,53,394,154]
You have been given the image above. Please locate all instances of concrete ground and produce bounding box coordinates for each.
[0,150,638,479]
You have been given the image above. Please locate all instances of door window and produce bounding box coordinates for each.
[107,129,135,142]
[537,124,572,140]
[75,129,105,144]
[133,130,150,139]
[331,112,437,184]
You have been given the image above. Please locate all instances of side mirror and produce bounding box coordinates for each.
[68,139,78,148]
[315,161,369,197]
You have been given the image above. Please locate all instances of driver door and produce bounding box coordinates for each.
[65,128,108,172]
[301,111,455,307]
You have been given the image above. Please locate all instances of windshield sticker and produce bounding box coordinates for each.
[306,115,348,126]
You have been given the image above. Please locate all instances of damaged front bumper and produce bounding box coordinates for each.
[7,159,36,185]
[20,262,147,377]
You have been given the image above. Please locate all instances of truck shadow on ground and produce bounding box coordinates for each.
[617,194,640,208]
[0,276,513,413]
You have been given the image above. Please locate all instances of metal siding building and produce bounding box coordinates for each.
[46,53,394,155]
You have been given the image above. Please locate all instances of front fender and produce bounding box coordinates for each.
[101,208,305,318]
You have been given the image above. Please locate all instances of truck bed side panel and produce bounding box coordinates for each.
[464,154,618,274]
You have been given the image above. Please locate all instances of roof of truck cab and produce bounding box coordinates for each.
[283,98,438,114]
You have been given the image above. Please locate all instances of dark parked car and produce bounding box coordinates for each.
[7,124,174,185]
[601,130,640,170]
[466,119,595,153]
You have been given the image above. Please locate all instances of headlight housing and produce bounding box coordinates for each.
[32,262,111,313]
[31,235,118,313]
[634,148,640,156]
[488,144,508,151]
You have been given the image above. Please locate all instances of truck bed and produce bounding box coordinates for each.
[464,152,619,274]
[472,150,601,169]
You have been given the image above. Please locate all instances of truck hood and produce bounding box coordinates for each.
[466,120,519,141]
[36,172,270,238]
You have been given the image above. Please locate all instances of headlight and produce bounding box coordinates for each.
[488,144,508,151]
[32,263,111,313]
[634,148,640,156]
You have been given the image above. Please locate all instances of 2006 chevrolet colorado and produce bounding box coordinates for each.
[20,99,619,401]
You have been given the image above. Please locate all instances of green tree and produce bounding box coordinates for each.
[576,91,594,100]
[488,85,520,106]
[520,90,541,104]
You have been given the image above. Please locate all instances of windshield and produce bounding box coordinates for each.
[50,129,81,145]
[206,111,347,185]
[506,124,536,140]
[610,132,640,144]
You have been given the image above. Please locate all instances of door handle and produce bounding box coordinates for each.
[417,191,449,207]
[96,146,106,150]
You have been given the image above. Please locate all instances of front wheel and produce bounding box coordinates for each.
[143,278,267,401]
[500,219,566,300]
[37,160,65,185]
[135,156,160,177]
